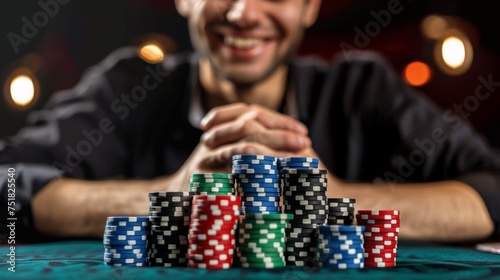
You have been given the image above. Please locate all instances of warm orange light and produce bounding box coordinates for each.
[404,61,431,87]
[139,43,164,63]
[10,74,36,106]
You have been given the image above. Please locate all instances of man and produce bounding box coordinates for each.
[1,0,499,243]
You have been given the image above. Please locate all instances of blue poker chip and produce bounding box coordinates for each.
[104,225,148,231]
[278,157,319,163]
[279,162,318,168]
[106,216,149,222]
[243,206,281,213]
[237,187,280,194]
[317,245,365,255]
[233,163,278,170]
[105,221,149,227]
[232,154,277,162]
[104,252,146,259]
[238,182,280,189]
[237,178,280,184]
[317,251,364,260]
[242,201,280,207]
[317,235,364,244]
[104,257,148,264]
[233,168,278,175]
[232,159,277,166]
[242,196,279,202]
[103,239,148,246]
[103,234,147,240]
[104,248,148,254]
[318,225,365,233]
[235,173,279,179]
[103,230,148,236]
[319,261,364,269]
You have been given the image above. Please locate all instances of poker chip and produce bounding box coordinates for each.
[236,214,291,269]
[187,194,240,269]
[281,165,327,266]
[190,173,234,195]
[315,225,365,269]
[102,216,149,267]
[146,192,194,267]
[356,209,400,267]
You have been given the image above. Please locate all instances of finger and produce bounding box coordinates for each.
[239,106,308,135]
[243,130,311,151]
[203,119,311,151]
[199,142,293,170]
[200,103,249,130]
[202,103,308,135]
[202,119,263,148]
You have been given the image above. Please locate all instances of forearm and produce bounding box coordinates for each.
[328,175,494,242]
[32,175,184,239]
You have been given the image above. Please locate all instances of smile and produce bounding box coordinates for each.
[223,36,266,49]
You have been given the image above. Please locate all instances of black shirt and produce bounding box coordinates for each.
[1,47,500,241]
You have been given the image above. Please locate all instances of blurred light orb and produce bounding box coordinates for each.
[139,43,164,63]
[421,15,448,40]
[442,36,466,69]
[434,29,473,76]
[10,75,35,107]
[404,61,431,87]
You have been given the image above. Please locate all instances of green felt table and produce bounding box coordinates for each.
[1,240,500,280]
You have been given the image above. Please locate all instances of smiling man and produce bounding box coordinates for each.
[1,0,500,243]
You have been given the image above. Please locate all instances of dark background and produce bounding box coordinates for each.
[0,0,499,147]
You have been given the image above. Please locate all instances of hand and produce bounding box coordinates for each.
[200,103,311,151]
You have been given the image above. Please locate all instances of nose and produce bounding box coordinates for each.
[226,0,259,28]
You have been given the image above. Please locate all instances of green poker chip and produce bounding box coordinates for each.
[191,173,233,180]
[240,261,286,269]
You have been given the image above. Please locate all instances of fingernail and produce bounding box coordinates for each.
[200,116,210,129]
[202,133,211,144]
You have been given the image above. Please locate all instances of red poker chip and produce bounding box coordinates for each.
[187,251,234,260]
[357,210,399,216]
[190,213,240,221]
[364,251,397,259]
[187,248,232,257]
[188,246,235,255]
[187,262,233,269]
[189,224,237,233]
[364,261,396,267]
[363,231,398,238]
[189,240,236,248]
[192,196,241,207]
[364,248,398,254]
[363,225,400,232]
[364,239,398,245]
[188,237,236,246]
[363,235,398,242]
[191,204,241,213]
[188,232,235,241]
[356,218,400,225]
[188,229,236,237]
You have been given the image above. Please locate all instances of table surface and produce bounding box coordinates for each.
[1,240,500,280]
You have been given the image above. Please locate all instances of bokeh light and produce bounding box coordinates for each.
[404,61,432,87]
[139,43,165,63]
[10,74,36,107]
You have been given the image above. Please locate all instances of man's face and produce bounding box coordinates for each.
[178,0,321,86]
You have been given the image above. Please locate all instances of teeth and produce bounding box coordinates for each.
[224,36,264,49]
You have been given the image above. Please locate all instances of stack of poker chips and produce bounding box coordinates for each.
[316,225,365,269]
[187,195,241,269]
[232,155,280,214]
[103,216,149,266]
[327,198,356,225]
[190,173,234,195]
[282,168,328,266]
[356,210,400,267]
[278,157,319,173]
[147,191,194,267]
[236,214,292,268]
